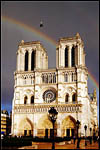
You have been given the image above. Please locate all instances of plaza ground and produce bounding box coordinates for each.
[2,139,99,149]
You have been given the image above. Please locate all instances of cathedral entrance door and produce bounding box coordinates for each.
[71,129,74,137]
[50,129,53,139]
[66,129,70,137]
[45,129,48,138]
[24,130,27,136]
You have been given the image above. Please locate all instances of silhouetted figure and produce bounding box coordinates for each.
[97,136,99,149]
[73,136,76,144]
[77,137,81,148]
[89,136,92,144]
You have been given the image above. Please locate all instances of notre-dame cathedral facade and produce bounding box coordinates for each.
[12,33,98,137]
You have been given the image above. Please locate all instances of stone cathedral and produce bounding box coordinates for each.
[12,33,98,138]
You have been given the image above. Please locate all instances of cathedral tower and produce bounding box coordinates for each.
[12,34,98,138]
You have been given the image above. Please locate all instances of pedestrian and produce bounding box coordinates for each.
[73,136,76,144]
[97,136,99,149]
[77,137,81,148]
[89,136,92,144]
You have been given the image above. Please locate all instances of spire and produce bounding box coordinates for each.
[93,88,97,99]
[21,40,24,44]
[76,32,81,39]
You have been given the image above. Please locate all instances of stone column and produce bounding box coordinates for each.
[46,56,48,69]
[57,122,62,137]
[17,51,20,71]
[16,52,19,71]
[68,45,72,67]
[37,50,41,69]
[62,47,65,67]
[56,48,58,68]
[36,51,38,69]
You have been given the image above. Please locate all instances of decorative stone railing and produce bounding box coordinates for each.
[14,103,82,113]
[41,72,57,84]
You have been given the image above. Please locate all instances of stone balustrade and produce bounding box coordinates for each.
[14,103,82,113]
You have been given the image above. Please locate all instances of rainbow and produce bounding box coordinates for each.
[2,15,99,92]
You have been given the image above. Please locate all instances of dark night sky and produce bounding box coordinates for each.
[1,1,99,121]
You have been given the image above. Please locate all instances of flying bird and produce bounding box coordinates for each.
[40,21,43,27]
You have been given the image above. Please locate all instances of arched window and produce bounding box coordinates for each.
[65,47,68,67]
[31,51,35,71]
[65,74,68,82]
[72,93,77,103]
[25,51,28,71]
[71,46,75,67]
[24,96,27,104]
[42,74,45,83]
[72,73,74,82]
[53,73,56,83]
[65,94,69,103]
[31,96,34,104]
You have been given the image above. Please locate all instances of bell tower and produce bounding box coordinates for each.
[16,40,48,71]
[56,33,89,107]
[56,33,86,68]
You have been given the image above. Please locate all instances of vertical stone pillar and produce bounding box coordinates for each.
[28,50,32,71]
[59,48,61,67]
[36,51,39,69]
[80,44,82,65]
[36,50,40,69]
[62,47,64,67]
[17,51,20,71]
[57,122,62,137]
[56,48,58,68]
[68,45,72,67]
[77,43,80,66]
[69,94,72,103]
[46,56,48,69]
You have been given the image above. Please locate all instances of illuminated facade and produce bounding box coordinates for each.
[12,33,98,137]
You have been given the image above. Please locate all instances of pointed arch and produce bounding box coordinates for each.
[24,95,28,104]
[65,93,69,103]
[18,117,34,136]
[61,115,77,137]
[65,47,68,67]
[31,50,35,70]
[25,51,28,71]
[72,93,77,103]
[71,46,75,67]
[31,95,34,104]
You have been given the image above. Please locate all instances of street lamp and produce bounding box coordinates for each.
[90,128,92,144]
[76,120,80,148]
[84,125,87,146]
[90,128,92,136]
[48,107,58,150]
[76,120,80,138]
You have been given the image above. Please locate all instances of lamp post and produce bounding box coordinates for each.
[76,120,80,148]
[84,125,87,146]
[90,128,92,144]
[93,124,96,142]
[48,107,58,150]
[90,128,92,136]
[76,120,80,138]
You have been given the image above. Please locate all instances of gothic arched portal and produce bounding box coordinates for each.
[18,118,34,136]
[61,115,76,137]
[37,114,57,137]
